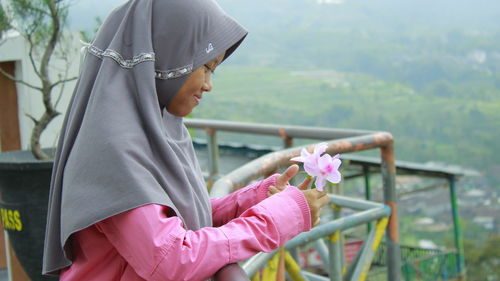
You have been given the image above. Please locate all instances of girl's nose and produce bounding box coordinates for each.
[202,74,213,92]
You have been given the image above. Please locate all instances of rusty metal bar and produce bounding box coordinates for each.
[380,143,402,281]
[206,128,220,186]
[187,119,399,280]
[209,132,393,197]
[185,119,375,140]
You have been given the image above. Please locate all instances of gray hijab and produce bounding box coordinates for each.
[43,0,247,275]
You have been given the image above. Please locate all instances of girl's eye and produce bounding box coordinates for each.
[204,64,215,74]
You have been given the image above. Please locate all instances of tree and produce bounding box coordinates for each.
[0,0,78,160]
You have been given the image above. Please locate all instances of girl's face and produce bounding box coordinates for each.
[167,52,226,117]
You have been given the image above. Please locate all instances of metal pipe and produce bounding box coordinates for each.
[349,217,389,281]
[189,119,399,280]
[328,203,343,281]
[343,226,375,281]
[206,128,220,186]
[328,231,342,281]
[448,176,466,278]
[210,133,394,197]
[242,205,391,277]
[314,239,329,268]
[380,143,402,281]
[363,165,373,233]
[185,119,376,140]
[243,251,276,277]
[285,206,391,250]
[328,194,385,211]
[301,271,330,281]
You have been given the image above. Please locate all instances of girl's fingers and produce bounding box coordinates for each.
[297,176,312,190]
[276,165,299,188]
[267,186,281,197]
[318,193,330,206]
[313,217,320,227]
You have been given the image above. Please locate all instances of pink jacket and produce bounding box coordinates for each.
[60,175,311,281]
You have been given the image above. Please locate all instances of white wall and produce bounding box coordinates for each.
[0,32,81,150]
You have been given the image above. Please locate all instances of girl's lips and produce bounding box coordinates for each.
[194,95,201,104]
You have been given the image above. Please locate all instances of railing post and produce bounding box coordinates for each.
[279,128,293,149]
[206,128,220,187]
[363,165,373,233]
[328,204,343,281]
[380,143,402,281]
[448,176,466,279]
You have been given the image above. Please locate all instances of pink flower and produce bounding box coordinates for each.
[291,143,342,191]
[314,154,341,191]
[291,142,328,176]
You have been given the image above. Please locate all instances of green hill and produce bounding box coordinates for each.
[196,64,500,184]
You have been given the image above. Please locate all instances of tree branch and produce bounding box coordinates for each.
[39,1,61,89]
[19,4,51,18]
[54,54,72,108]
[50,76,77,94]
[25,33,43,79]
[0,66,43,91]
[25,113,38,125]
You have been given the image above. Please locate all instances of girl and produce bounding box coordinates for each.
[43,0,329,280]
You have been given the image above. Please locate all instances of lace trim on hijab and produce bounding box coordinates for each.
[86,44,155,69]
[155,64,193,80]
[84,43,192,79]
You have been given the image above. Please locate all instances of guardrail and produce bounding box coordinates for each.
[242,194,391,281]
[185,119,401,281]
[369,251,459,281]
[401,252,459,281]
[374,244,445,267]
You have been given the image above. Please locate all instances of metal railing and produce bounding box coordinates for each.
[242,194,391,281]
[401,252,459,281]
[374,244,444,267]
[185,119,401,281]
[369,251,459,281]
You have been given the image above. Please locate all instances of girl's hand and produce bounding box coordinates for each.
[301,188,329,226]
[267,164,313,197]
[267,165,329,227]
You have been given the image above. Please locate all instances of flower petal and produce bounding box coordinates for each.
[291,156,305,162]
[327,170,341,184]
[317,154,332,170]
[304,163,320,176]
[301,148,311,158]
[314,142,328,156]
[332,158,342,170]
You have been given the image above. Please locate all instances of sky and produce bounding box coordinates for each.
[69,0,500,33]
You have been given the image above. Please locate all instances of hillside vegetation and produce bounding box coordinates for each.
[192,0,500,185]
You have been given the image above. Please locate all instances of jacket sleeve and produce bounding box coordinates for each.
[95,186,311,281]
[211,174,279,227]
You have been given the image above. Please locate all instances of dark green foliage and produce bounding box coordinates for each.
[463,235,500,281]
[0,3,10,38]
